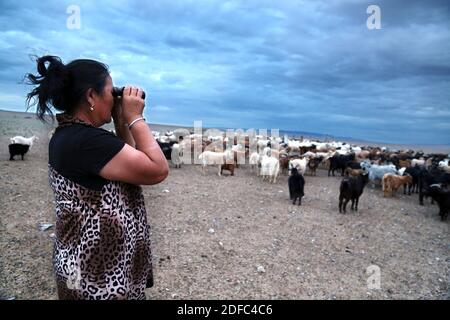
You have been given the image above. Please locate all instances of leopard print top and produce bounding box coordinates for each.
[49,113,153,300]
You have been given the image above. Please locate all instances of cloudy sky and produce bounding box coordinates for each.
[0,0,449,144]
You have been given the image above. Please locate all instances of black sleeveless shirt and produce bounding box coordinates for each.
[49,114,125,191]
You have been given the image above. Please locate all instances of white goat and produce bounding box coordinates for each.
[257,140,270,153]
[438,159,449,167]
[398,167,407,176]
[262,146,271,156]
[411,159,425,167]
[198,150,233,176]
[10,135,39,149]
[260,155,280,183]
[249,152,262,175]
[361,162,397,186]
[289,158,309,175]
[171,143,183,168]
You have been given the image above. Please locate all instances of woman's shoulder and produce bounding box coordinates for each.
[54,124,115,140]
[50,124,120,157]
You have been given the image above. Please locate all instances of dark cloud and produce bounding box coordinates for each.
[0,0,449,144]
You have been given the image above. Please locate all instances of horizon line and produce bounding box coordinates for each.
[1,107,449,148]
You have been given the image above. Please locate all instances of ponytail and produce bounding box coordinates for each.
[25,55,109,122]
[25,55,69,122]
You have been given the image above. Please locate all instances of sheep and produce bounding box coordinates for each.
[260,155,280,183]
[9,144,30,160]
[289,158,309,175]
[171,143,183,168]
[10,135,39,149]
[198,150,234,176]
[288,167,305,205]
[381,173,413,197]
[338,172,369,213]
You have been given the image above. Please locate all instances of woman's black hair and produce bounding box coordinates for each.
[25,55,110,122]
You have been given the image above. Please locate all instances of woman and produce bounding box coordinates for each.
[25,55,169,299]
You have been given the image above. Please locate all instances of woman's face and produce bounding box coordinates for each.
[95,75,114,124]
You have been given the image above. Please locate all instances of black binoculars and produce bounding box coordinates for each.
[112,87,146,100]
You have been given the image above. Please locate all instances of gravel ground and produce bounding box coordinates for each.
[0,110,448,300]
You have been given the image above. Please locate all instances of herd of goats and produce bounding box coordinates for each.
[6,129,450,221]
[154,130,450,221]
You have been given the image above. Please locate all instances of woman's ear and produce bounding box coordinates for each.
[85,88,97,107]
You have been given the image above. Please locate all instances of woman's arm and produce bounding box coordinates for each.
[112,98,135,148]
[100,86,169,185]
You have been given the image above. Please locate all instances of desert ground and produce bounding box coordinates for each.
[0,109,448,300]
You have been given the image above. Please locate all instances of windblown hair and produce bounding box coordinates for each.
[25,55,110,122]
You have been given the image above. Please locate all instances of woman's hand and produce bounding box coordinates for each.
[112,96,136,147]
[111,97,123,123]
[121,86,145,124]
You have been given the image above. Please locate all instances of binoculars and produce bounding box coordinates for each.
[112,86,146,100]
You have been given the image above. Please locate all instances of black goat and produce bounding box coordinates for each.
[288,167,305,205]
[9,143,30,160]
[157,141,176,160]
[346,160,361,170]
[328,153,355,177]
[427,184,450,221]
[418,167,450,205]
[403,166,421,194]
[338,172,369,213]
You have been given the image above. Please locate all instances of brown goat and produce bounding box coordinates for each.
[382,173,413,197]
[307,157,322,176]
[221,163,235,176]
[345,168,364,177]
[398,159,411,168]
[279,156,290,175]
[356,150,370,160]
